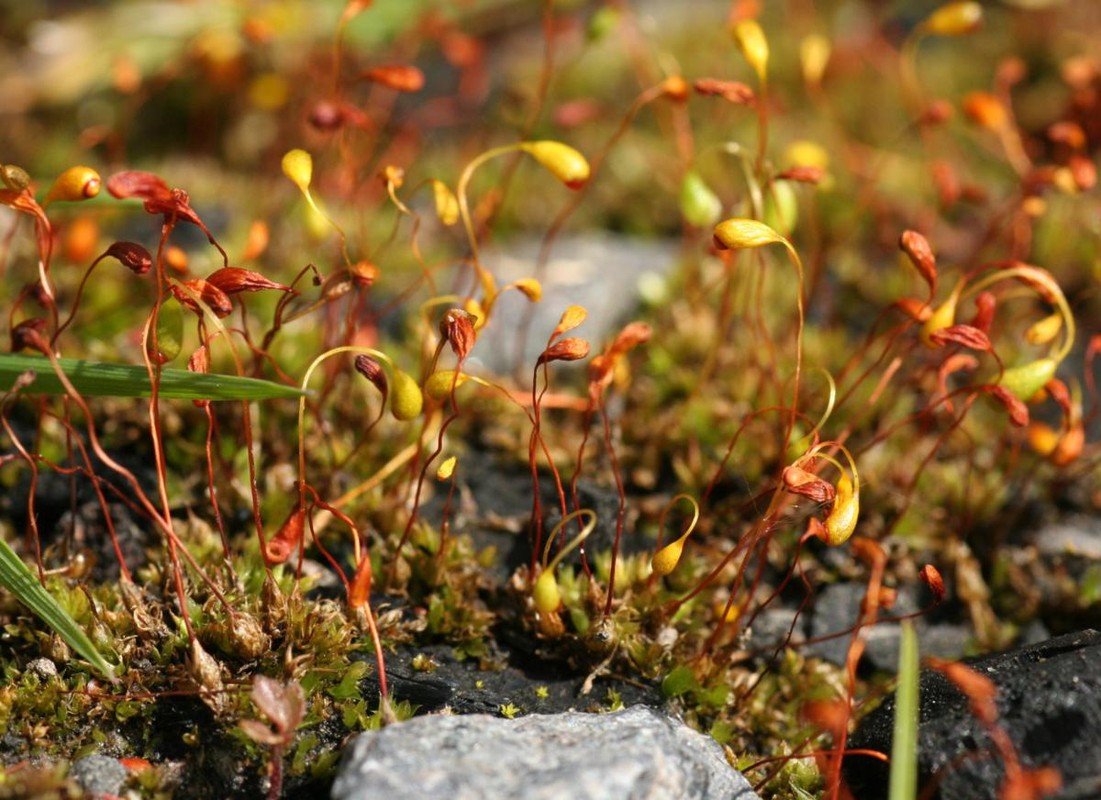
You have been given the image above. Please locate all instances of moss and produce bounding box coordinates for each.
[2,4,1100,799]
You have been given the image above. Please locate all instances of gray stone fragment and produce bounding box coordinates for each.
[68,754,127,798]
[804,583,969,672]
[470,234,677,374]
[807,582,921,670]
[25,657,58,681]
[805,582,864,666]
[1034,515,1101,560]
[916,622,972,662]
[331,705,760,800]
[745,607,806,653]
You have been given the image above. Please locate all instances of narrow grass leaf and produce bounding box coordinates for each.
[0,536,115,679]
[889,620,919,800]
[0,354,304,401]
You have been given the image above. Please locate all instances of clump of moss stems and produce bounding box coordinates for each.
[0,2,1099,798]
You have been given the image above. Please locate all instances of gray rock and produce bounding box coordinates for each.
[805,582,866,666]
[745,607,806,652]
[469,234,677,374]
[805,582,970,671]
[916,622,973,661]
[25,657,58,681]
[68,754,127,798]
[331,705,760,800]
[1034,515,1101,560]
[806,582,922,670]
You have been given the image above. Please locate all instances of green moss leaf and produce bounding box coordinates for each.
[661,665,697,698]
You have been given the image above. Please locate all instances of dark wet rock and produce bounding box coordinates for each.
[843,629,1101,800]
[68,754,127,798]
[542,480,644,561]
[331,705,760,800]
[357,642,663,717]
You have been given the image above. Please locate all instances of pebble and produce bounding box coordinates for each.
[68,754,127,799]
[25,657,58,681]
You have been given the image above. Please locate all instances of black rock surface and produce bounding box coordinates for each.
[843,629,1101,799]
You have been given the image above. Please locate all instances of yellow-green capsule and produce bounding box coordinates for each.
[680,170,722,228]
[999,358,1057,403]
[533,570,560,614]
[436,456,457,481]
[425,370,467,403]
[1,164,32,192]
[713,218,784,250]
[390,368,424,421]
[1024,313,1063,346]
[651,536,687,578]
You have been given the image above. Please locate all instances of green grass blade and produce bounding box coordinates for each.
[0,537,115,680]
[0,354,303,401]
[888,620,920,800]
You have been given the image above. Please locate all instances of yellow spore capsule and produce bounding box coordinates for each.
[732,19,769,83]
[436,456,457,481]
[921,2,983,37]
[533,570,560,614]
[800,34,830,87]
[651,537,687,578]
[1027,422,1059,456]
[281,148,313,194]
[518,141,591,190]
[1024,313,1063,346]
[533,509,597,617]
[920,282,962,346]
[650,494,700,577]
[431,180,459,225]
[511,278,543,302]
[823,472,859,546]
[44,166,101,204]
